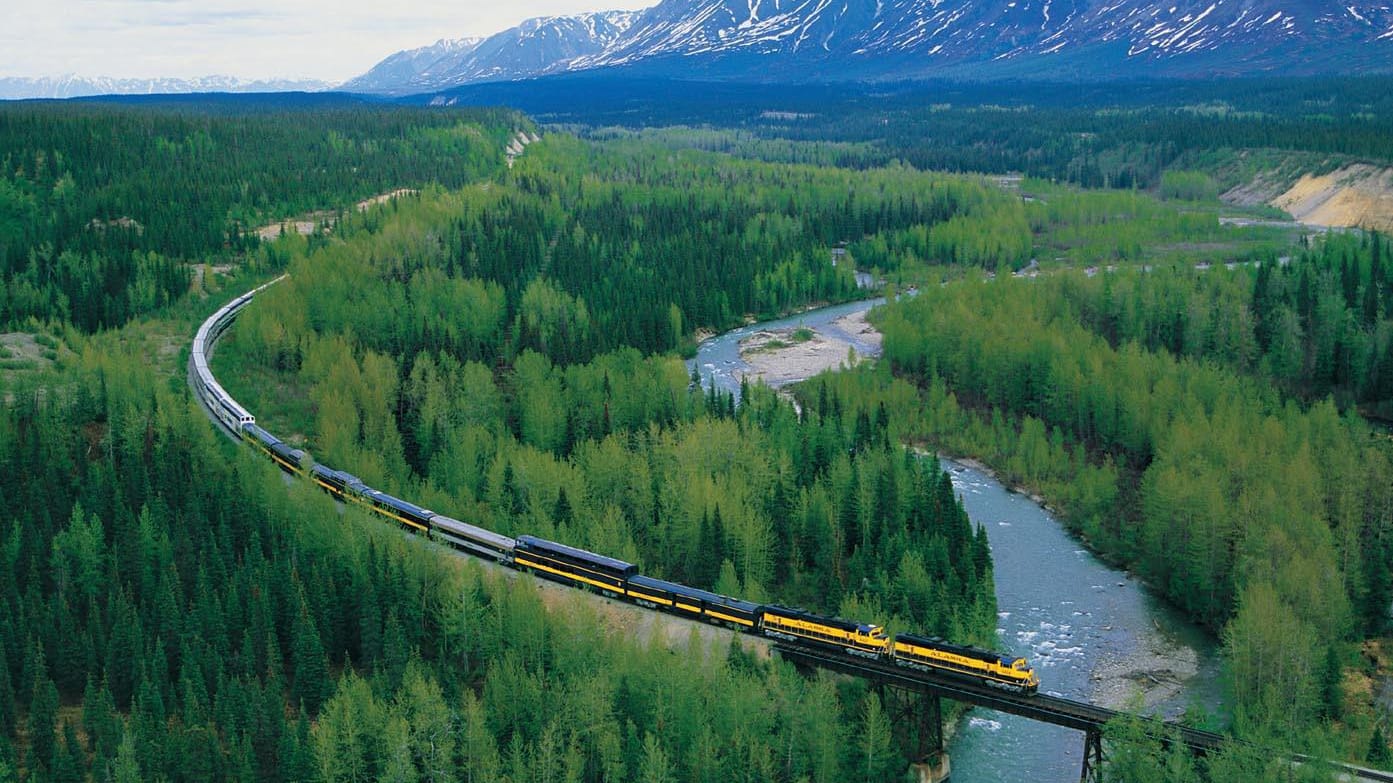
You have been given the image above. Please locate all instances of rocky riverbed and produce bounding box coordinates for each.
[736,310,882,388]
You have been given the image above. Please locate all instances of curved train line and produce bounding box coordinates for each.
[190,278,1393,780]
[190,276,1037,691]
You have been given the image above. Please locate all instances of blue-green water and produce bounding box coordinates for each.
[691,300,1225,781]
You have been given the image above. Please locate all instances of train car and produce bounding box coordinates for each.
[890,633,1038,693]
[240,424,294,471]
[310,465,366,498]
[760,606,889,657]
[243,423,274,449]
[360,488,433,532]
[430,515,515,564]
[268,441,307,475]
[208,391,254,434]
[513,535,636,595]
[625,575,761,629]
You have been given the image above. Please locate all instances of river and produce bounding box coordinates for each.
[690,299,1225,781]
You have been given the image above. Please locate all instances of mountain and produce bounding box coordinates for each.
[349,0,1393,92]
[0,75,333,100]
[339,39,483,94]
[346,12,640,94]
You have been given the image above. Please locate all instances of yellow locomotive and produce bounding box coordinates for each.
[758,606,1037,693]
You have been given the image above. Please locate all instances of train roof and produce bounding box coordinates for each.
[244,424,280,446]
[515,535,637,575]
[894,633,1020,665]
[363,488,434,520]
[430,515,516,548]
[628,575,762,613]
[269,441,305,461]
[762,605,877,634]
[311,464,364,489]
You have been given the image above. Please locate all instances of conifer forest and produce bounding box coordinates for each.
[1,80,1392,782]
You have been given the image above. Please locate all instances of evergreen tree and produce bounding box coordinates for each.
[132,676,167,778]
[552,486,573,528]
[638,733,677,783]
[0,637,11,737]
[111,731,142,783]
[1371,725,1392,767]
[291,595,331,714]
[82,676,122,764]
[51,724,86,783]
[27,674,60,774]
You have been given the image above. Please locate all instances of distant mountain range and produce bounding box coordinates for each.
[0,75,333,101]
[349,0,1393,93]
[342,13,640,93]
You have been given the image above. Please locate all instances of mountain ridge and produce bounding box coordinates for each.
[343,11,641,94]
[348,0,1393,93]
[0,75,334,101]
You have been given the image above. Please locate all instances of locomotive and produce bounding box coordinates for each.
[191,280,1039,695]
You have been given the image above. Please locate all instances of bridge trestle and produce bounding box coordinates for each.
[1080,727,1104,783]
[878,681,945,765]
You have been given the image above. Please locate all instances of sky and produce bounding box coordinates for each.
[3,0,655,83]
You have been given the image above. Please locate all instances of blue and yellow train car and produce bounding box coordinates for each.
[760,606,890,657]
[891,633,1039,693]
[625,575,761,629]
[514,535,636,595]
[241,424,305,475]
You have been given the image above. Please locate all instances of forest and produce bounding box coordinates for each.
[1,87,1391,783]
[0,101,525,331]
[0,102,1013,783]
[445,75,1393,191]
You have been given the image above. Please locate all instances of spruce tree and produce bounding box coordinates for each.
[1371,725,1392,766]
[27,674,59,774]
[51,724,86,783]
[111,732,142,783]
[290,599,330,714]
[82,676,121,763]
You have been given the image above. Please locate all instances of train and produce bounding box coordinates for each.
[190,279,1040,695]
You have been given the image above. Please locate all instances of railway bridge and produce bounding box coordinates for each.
[775,642,1221,781]
[776,643,1393,782]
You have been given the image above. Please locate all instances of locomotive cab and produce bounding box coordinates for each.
[1008,657,1040,692]
[851,623,890,654]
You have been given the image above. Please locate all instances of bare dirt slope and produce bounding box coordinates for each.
[1271,164,1393,232]
[1226,163,1393,232]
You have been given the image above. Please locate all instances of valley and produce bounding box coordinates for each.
[3,20,1393,779]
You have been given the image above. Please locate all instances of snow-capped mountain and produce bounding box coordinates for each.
[349,0,1393,91]
[347,11,640,94]
[339,39,483,94]
[0,75,333,100]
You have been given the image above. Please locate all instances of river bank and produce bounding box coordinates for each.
[695,298,1224,781]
